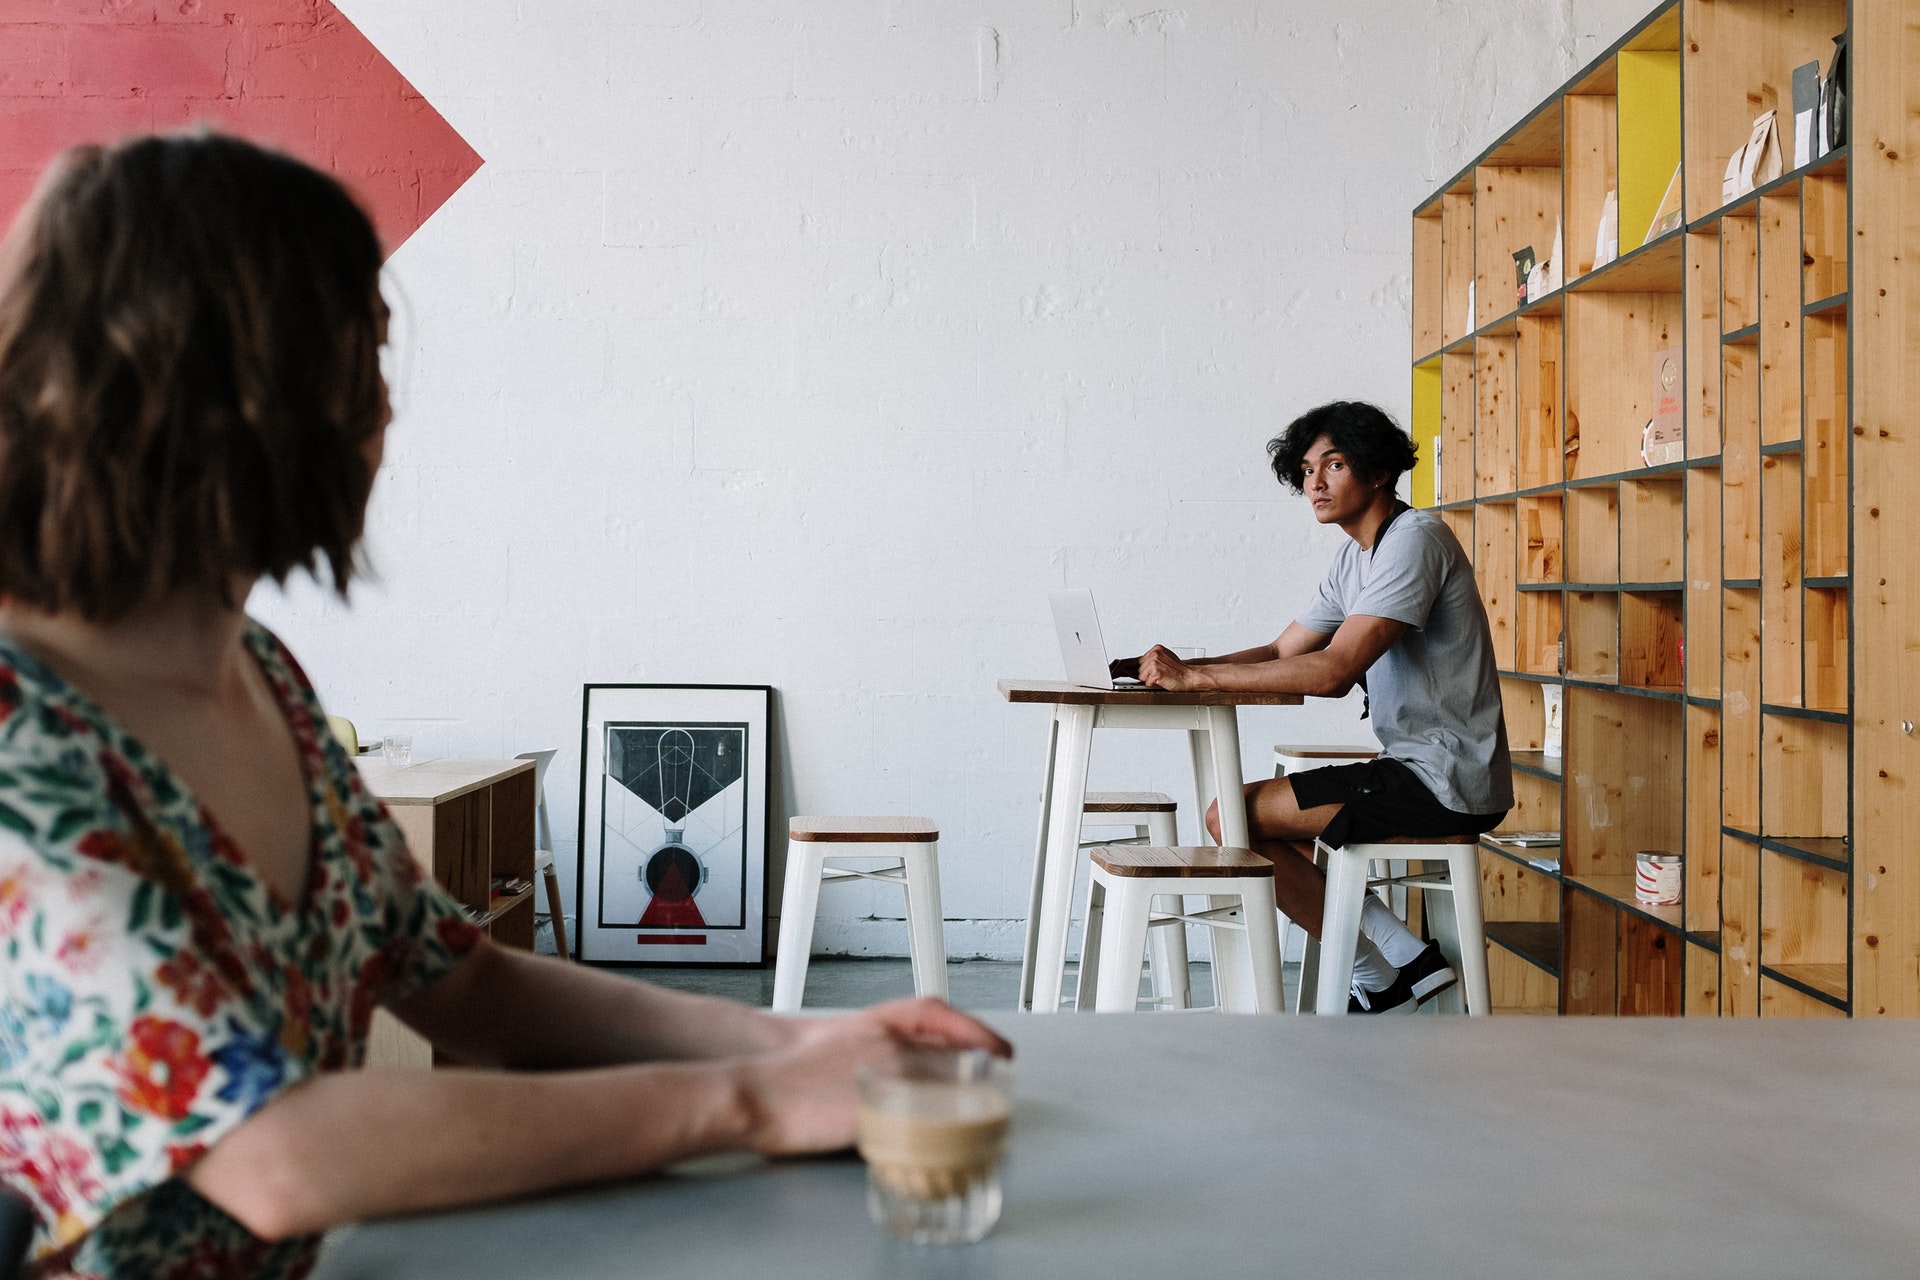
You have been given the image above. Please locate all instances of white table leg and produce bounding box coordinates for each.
[1202,706,1258,1011]
[1031,704,1094,1013]
[1017,709,1063,1011]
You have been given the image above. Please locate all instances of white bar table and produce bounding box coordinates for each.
[998,680,1302,1013]
[313,1015,1920,1280]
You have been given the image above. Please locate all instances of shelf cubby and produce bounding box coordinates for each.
[1720,211,1759,333]
[1566,591,1618,682]
[1684,704,1722,934]
[1564,686,1682,881]
[1685,231,1722,456]
[1518,494,1563,585]
[1440,183,1475,347]
[1757,190,1803,447]
[1680,0,1849,224]
[1619,476,1683,581]
[1620,589,1683,691]
[1562,883,1618,1015]
[1515,313,1564,489]
[1761,978,1848,1018]
[1565,288,1683,480]
[1566,485,1619,583]
[1684,468,1721,698]
[1439,349,1476,505]
[1687,940,1721,1016]
[1412,357,1443,509]
[1802,309,1848,578]
[1802,167,1848,306]
[1500,676,1549,753]
[1475,145,1563,331]
[1620,910,1684,1016]
[1614,26,1680,259]
[1438,506,1474,555]
[1517,590,1564,676]
[1761,714,1847,840]
[1476,337,1519,497]
[1719,588,1761,834]
[1475,502,1518,671]
[1563,59,1619,284]
[1804,587,1847,713]
[1720,832,1760,1015]
[1761,848,1848,964]
[1413,205,1444,361]
[1721,342,1761,580]
[1760,452,1803,707]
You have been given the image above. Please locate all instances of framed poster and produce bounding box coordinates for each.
[575,684,770,965]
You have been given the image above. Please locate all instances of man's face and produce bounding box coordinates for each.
[1300,434,1375,525]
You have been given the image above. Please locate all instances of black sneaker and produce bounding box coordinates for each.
[1347,978,1418,1014]
[1400,941,1459,1006]
[1346,941,1458,1014]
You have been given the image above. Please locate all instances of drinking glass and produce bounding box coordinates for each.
[381,732,413,767]
[856,1048,1013,1245]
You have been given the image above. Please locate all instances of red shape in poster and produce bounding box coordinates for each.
[638,850,708,930]
[0,0,483,255]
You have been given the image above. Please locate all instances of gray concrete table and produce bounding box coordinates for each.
[315,1015,1920,1280]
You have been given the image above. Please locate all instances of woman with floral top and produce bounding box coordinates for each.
[0,134,1008,1280]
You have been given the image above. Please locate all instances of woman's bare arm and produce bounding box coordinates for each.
[186,994,1008,1241]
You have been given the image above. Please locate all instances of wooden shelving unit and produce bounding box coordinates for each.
[1412,0,1920,1016]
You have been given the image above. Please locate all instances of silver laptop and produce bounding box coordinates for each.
[1049,589,1146,690]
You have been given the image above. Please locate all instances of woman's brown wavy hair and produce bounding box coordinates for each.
[0,132,387,621]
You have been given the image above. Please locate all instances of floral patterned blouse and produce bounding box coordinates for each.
[0,622,481,1279]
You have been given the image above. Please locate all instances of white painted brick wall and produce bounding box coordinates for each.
[258,0,1651,961]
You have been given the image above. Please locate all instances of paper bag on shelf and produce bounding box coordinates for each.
[1738,110,1784,192]
[1643,346,1684,466]
[1646,163,1683,240]
[1723,142,1749,203]
[1594,190,1618,268]
[1547,221,1563,290]
[1793,61,1821,168]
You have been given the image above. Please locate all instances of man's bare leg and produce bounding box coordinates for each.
[1206,777,1341,940]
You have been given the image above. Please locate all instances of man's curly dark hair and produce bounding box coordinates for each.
[1266,401,1419,495]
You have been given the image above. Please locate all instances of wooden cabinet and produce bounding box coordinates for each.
[356,758,538,1066]
[1411,0,1919,1016]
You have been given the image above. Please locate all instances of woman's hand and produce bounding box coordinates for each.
[737,998,1011,1156]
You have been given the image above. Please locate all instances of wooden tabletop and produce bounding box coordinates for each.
[790,816,939,843]
[353,757,534,805]
[998,679,1303,706]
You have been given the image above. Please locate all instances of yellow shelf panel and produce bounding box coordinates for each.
[1617,49,1680,255]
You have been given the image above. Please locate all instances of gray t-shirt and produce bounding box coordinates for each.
[1296,507,1513,815]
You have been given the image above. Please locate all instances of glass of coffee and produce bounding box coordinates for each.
[856,1048,1013,1245]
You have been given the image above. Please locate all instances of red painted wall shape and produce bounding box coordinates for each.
[0,0,483,256]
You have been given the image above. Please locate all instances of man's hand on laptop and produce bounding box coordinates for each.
[1108,655,1142,681]
[1137,645,1201,690]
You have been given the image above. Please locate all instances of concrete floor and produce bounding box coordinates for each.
[537,920,1315,1011]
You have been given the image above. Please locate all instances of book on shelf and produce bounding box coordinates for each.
[1486,831,1561,848]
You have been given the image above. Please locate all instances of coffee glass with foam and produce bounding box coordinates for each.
[856,1048,1013,1245]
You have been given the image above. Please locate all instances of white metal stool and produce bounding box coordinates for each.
[1080,792,1190,1009]
[1076,846,1285,1014]
[1309,832,1490,1016]
[773,817,947,1012]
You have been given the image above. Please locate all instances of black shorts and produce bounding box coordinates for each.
[1289,758,1506,849]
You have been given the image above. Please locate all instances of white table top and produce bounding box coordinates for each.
[313,1014,1920,1279]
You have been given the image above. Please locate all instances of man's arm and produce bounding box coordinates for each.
[1111,622,1331,680]
[1137,615,1408,697]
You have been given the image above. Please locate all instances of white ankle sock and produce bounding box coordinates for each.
[1351,933,1398,992]
[1361,895,1427,968]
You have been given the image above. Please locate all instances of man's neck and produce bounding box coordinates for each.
[1340,489,1405,551]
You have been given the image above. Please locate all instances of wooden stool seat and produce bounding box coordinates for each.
[775,816,946,1011]
[1078,847,1284,1013]
[790,816,938,842]
[1083,791,1177,813]
[1273,744,1381,760]
[1090,845,1273,878]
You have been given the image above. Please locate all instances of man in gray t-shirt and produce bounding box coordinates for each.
[1113,401,1512,1013]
